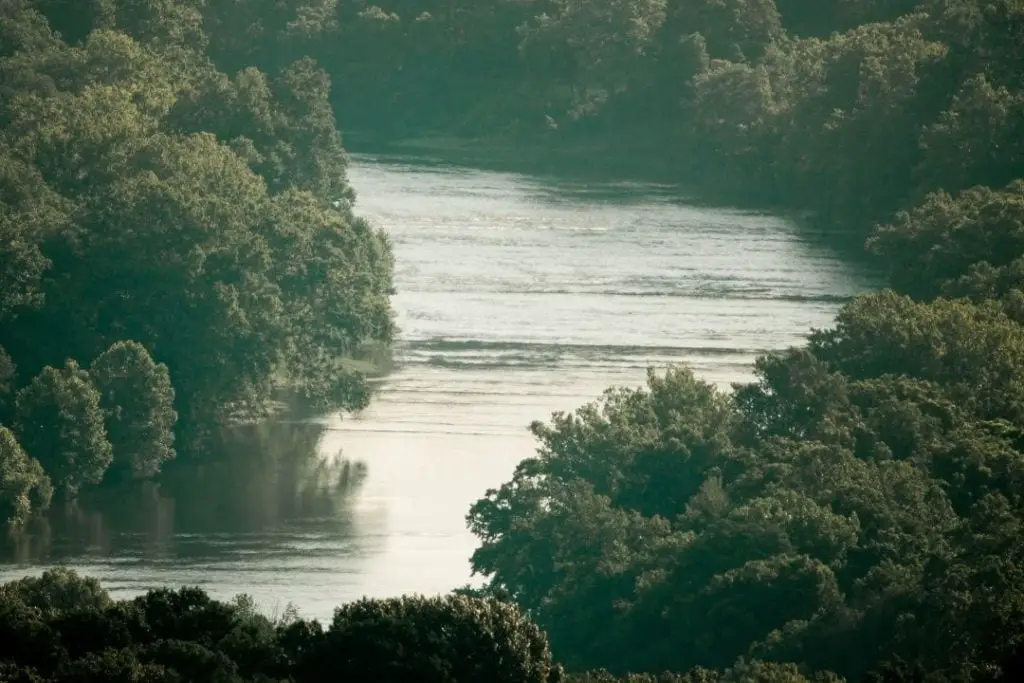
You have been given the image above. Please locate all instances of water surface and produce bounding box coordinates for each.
[0,155,876,620]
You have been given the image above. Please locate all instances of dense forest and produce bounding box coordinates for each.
[2,563,1018,683]
[0,567,565,683]
[3,0,1024,681]
[0,0,394,526]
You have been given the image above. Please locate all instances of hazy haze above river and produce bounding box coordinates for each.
[0,154,877,620]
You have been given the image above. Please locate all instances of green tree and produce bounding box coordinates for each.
[664,0,783,61]
[0,0,62,56]
[519,0,669,115]
[0,567,111,617]
[916,74,1024,196]
[54,649,172,683]
[168,57,354,204]
[303,594,561,683]
[0,426,52,530]
[14,361,112,497]
[868,182,1024,302]
[468,351,1022,678]
[806,291,1024,422]
[0,146,66,323]
[89,340,176,480]
[468,368,749,672]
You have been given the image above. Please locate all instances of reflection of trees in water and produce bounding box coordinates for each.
[3,516,52,564]
[164,421,368,533]
[0,421,368,562]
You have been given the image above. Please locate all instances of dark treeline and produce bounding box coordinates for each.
[3,557,1024,683]
[0,567,563,683]
[0,0,394,528]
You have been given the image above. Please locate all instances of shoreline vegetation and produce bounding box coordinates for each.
[2,0,1024,682]
[0,0,397,529]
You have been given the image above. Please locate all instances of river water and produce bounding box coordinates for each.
[0,154,875,620]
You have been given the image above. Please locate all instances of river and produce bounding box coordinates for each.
[0,153,876,621]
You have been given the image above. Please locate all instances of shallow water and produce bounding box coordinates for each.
[0,154,876,621]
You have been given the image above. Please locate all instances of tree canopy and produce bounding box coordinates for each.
[0,0,395,525]
[0,568,565,683]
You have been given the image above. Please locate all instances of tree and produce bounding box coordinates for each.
[0,599,63,678]
[89,340,176,480]
[807,291,1024,422]
[518,0,669,113]
[134,640,241,683]
[916,74,1024,196]
[664,0,783,61]
[467,353,1018,678]
[567,669,721,682]
[0,426,52,530]
[302,594,561,683]
[467,368,751,673]
[868,182,1024,301]
[101,0,207,52]
[167,57,353,205]
[14,361,112,497]
[0,568,111,617]
[54,649,172,683]
[0,147,65,322]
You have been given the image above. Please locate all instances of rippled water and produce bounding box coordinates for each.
[0,154,876,620]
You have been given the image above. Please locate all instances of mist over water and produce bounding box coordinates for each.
[0,155,877,621]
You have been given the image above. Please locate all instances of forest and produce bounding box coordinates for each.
[1,0,1024,681]
[0,0,395,523]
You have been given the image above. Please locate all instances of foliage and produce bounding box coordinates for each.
[89,341,176,480]
[300,594,561,682]
[0,426,51,531]
[868,181,1024,302]
[518,0,669,111]
[0,347,16,421]
[0,568,111,617]
[5,2,1024,683]
[0,569,564,683]
[13,361,112,498]
[467,300,1024,678]
[566,668,721,683]
[0,0,395,525]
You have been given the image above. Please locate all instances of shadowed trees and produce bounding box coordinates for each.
[0,569,566,683]
[0,0,395,527]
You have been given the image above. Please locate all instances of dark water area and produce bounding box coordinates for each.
[0,154,880,621]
